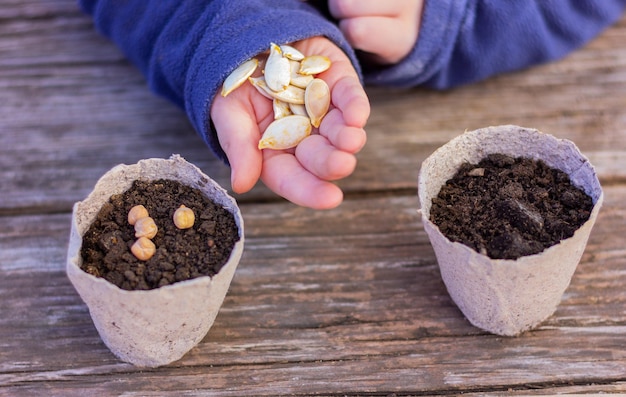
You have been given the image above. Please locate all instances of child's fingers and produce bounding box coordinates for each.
[292,38,369,139]
[328,0,406,18]
[211,36,371,209]
[260,150,344,209]
[211,95,264,194]
[318,108,367,153]
[328,75,370,129]
[339,16,416,63]
[295,134,357,181]
[227,136,262,194]
[292,38,369,125]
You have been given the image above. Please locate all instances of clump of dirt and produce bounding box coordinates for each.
[429,153,594,260]
[80,179,240,290]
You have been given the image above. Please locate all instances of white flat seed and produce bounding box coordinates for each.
[249,76,305,104]
[289,102,308,117]
[273,85,306,104]
[248,76,274,100]
[304,78,330,128]
[258,115,312,150]
[280,45,305,61]
[299,55,331,75]
[273,98,292,119]
[264,43,291,92]
[221,58,259,97]
[289,60,314,88]
[242,45,334,151]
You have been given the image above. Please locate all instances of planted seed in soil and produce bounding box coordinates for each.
[429,154,594,260]
[80,179,240,290]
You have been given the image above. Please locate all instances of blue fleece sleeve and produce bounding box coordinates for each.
[364,0,626,89]
[79,0,360,164]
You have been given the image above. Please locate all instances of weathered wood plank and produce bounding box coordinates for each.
[0,3,236,213]
[0,62,233,214]
[0,0,80,19]
[2,333,626,396]
[1,189,625,395]
[2,1,626,395]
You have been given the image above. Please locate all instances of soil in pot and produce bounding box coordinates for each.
[429,153,594,260]
[80,179,240,290]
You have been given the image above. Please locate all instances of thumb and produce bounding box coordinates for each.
[211,95,264,194]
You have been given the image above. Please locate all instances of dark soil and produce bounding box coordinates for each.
[429,153,594,260]
[80,179,240,290]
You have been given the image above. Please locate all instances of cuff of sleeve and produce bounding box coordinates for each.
[184,4,360,165]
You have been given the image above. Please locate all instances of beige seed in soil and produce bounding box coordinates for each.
[131,236,156,261]
[173,205,195,229]
[127,204,149,225]
[134,216,158,239]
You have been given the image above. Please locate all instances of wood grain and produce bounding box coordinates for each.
[1,190,626,395]
[1,0,626,395]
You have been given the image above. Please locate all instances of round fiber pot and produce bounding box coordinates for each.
[418,125,603,336]
[66,155,244,366]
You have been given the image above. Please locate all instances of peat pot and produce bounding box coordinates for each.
[66,155,244,367]
[418,125,603,336]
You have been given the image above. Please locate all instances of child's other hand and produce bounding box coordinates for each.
[211,37,369,209]
[328,0,424,65]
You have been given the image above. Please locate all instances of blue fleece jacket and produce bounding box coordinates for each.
[79,0,626,162]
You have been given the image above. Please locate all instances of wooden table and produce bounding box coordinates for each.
[2,2,626,396]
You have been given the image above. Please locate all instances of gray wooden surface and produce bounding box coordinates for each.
[1,1,625,396]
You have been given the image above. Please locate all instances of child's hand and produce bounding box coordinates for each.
[211,37,369,209]
[328,0,424,65]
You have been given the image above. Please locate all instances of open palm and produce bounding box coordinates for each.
[211,36,370,209]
